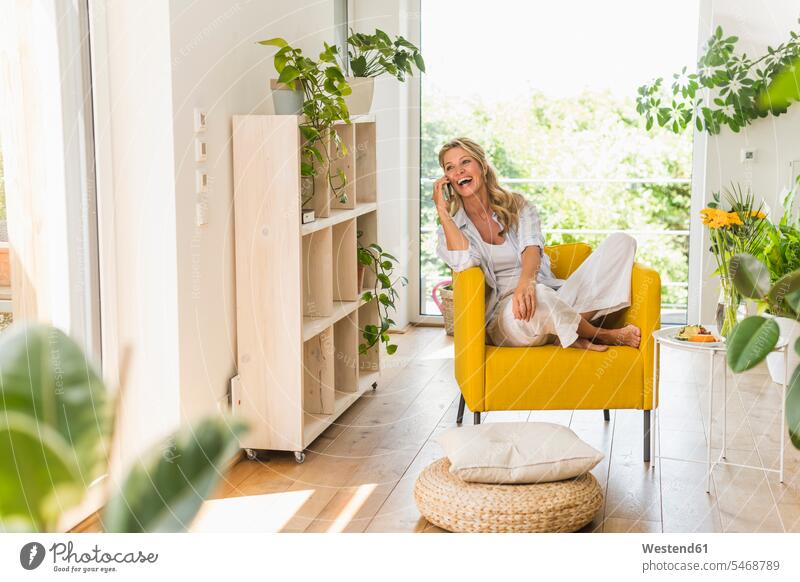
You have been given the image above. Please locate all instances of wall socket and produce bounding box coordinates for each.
[195,139,208,163]
[740,148,757,162]
[196,170,209,193]
[193,108,207,133]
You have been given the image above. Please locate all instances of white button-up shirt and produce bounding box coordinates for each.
[435,201,563,324]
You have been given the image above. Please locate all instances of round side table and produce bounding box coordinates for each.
[652,325,789,492]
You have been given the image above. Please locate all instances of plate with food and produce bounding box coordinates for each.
[672,324,724,346]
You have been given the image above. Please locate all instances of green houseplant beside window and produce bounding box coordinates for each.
[340,28,425,115]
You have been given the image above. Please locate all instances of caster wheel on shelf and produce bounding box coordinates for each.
[245,448,257,461]
[294,451,306,464]
[372,382,377,391]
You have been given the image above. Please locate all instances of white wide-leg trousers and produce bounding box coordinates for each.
[487,233,637,347]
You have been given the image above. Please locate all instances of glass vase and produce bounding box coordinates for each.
[715,276,740,337]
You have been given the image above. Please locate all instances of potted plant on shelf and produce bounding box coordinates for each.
[357,232,407,355]
[259,38,352,213]
[340,29,425,115]
[700,184,769,336]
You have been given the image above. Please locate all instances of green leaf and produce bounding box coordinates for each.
[386,344,398,355]
[726,316,780,373]
[258,37,288,48]
[758,57,800,110]
[277,65,301,85]
[375,29,392,45]
[0,412,84,531]
[787,364,800,448]
[0,324,111,482]
[730,254,771,299]
[377,273,391,288]
[361,292,373,302]
[299,126,320,141]
[350,55,368,77]
[413,52,426,73]
[769,271,800,309]
[103,416,247,533]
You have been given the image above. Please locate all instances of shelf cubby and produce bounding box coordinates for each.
[330,124,356,210]
[308,131,332,219]
[332,218,358,302]
[303,327,334,415]
[356,211,378,292]
[358,301,380,374]
[302,227,333,317]
[334,312,359,393]
[355,122,377,203]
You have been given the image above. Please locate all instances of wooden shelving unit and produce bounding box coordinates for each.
[231,114,380,462]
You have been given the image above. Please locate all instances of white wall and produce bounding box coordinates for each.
[693,0,800,323]
[93,0,339,470]
[167,0,335,423]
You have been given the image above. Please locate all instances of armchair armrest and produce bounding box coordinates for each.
[623,262,661,410]
[452,267,486,413]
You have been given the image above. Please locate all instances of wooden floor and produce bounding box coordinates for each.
[193,325,800,533]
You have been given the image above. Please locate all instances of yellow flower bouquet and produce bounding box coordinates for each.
[701,185,770,335]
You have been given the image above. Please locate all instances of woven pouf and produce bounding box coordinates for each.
[414,458,603,533]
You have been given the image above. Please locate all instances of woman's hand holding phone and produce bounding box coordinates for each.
[433,176,452,216]
[435,175,470,251]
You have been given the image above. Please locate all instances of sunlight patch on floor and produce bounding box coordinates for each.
[327,483,377,532]
[418,343,454,361]
[190,489,314,532]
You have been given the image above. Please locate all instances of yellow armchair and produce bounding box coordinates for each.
[452,243,661,461]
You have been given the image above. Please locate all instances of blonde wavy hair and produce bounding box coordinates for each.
[438,137,525,235]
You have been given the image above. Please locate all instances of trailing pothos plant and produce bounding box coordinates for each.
[636,21,800,134]
[357,231,407,355]
[344,28,425,81]
[259,38,352,205]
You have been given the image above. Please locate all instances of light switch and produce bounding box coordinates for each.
[741,148,757,163]
[196,170,209,193]
[193,108,207,133]
[196,200,209,226]
[195,139,208,163]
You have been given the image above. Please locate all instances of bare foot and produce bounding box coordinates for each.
[600,324,641,348]
[569,337,609,352]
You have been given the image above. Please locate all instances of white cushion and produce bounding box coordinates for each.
[437,422,604,484]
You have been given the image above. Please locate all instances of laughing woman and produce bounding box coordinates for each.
[434,137,641,351]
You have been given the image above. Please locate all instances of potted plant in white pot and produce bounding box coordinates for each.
[761,182,800,383]
[340,29,425,115]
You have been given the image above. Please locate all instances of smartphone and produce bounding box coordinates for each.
[442,181,453,201]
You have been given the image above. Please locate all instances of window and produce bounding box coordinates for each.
[0,0,101,359]
[418,0,699,325]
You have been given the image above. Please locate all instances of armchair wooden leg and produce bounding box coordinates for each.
[643,410,651,463]
[603,409,610,422]
[456,394,466,425]
[474,411,481,425]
